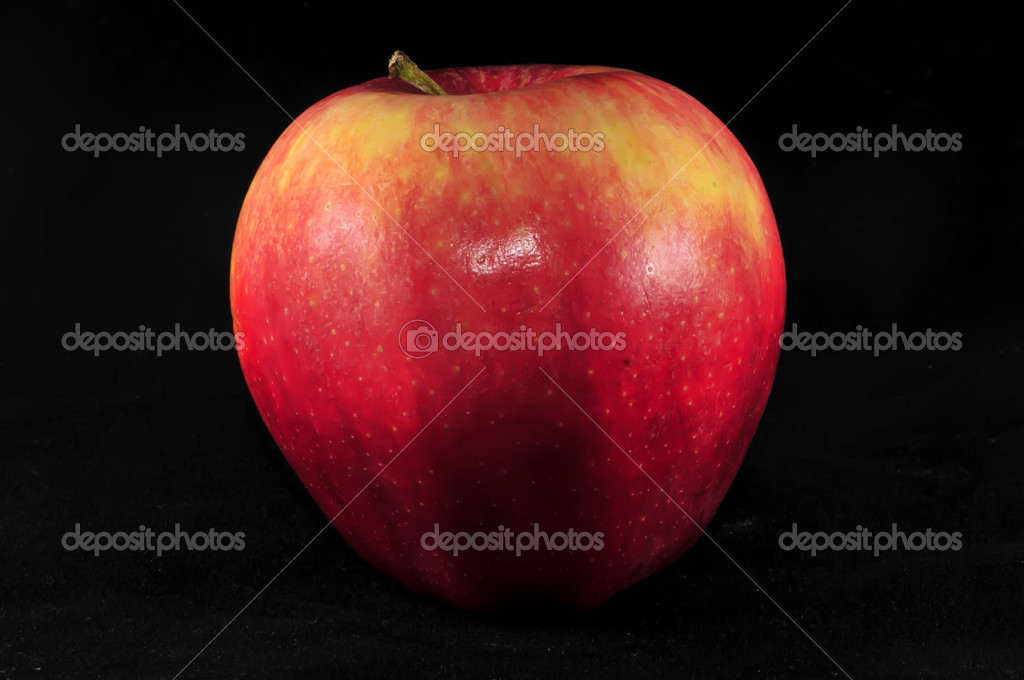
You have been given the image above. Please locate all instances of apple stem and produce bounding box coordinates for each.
[388,50,448,95]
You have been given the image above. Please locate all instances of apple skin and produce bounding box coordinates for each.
[230,64,785,609]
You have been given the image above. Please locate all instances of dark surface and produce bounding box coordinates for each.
[4,2,1022,678]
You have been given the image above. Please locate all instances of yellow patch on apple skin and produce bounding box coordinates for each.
[343,105,418,169]
[432,161,451,187]
[271,130,304,196]
[573,75,773,253]
[557,81,771,255]
[599,118,651,171]
[269,93,411,201]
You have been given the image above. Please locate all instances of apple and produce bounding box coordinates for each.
[230,53,785,609]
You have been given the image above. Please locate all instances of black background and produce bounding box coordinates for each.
[4,2,1022,678]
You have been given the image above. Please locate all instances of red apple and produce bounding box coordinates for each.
[230,54,785,609]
